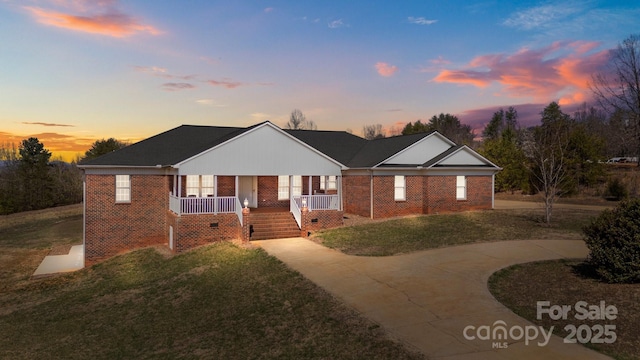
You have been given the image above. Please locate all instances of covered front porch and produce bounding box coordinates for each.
[165,121,346,245]
[167,175,342,228]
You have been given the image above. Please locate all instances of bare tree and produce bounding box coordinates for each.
[286,109,317,130]
[362,124,385,140]
[590,34,640,163]
[525,102,572,224]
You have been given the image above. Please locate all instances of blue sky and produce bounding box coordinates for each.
[1,0,638,160]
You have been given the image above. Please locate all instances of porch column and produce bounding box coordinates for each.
[214,175,218,213]
[235,176,239,198]
[308,176,312,195]
[289,175,293,201]
[172,175,177,195]
[177,175,182,198]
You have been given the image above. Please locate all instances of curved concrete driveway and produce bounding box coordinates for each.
[252,238,611,360]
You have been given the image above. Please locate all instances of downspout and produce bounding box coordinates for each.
[492,173,495,209]
[82,174,86,268]
[370,170,374,219]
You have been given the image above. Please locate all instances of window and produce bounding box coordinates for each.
[186,175,199,197]
[278,176,289,200]
[278,175,302,199]
[292,176,302,197]
[201,175,214,197]
[456,176,466,200]
[320,176,337,190]
[115,175,131,203]
[394,175,405,201]
[186,175,215,197]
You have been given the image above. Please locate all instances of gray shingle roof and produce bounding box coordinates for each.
[79,122,493,170]
[80,124,251,166]
[284,129,367,166]
[344,132,434,167]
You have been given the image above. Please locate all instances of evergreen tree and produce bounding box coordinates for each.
[18,138,53,210]
[480,108,528,193]
[402,114,475,145]
[81,138,128,162]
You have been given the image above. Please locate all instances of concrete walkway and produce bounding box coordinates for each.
[33,244,84,276]
[252,238,611,360]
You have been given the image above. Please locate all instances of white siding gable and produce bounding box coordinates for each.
[438,147,490,166]
[177,123,343,175]
[382,133,453,166]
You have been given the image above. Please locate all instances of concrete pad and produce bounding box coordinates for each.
[33,244,84,276]
[254,238,612,359]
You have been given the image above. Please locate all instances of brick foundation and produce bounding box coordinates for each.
[301,208,344,236]
[168,211,241,253]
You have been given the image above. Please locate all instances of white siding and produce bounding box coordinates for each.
[383,134,452,165]
[178,124,343,175]
[439,148,487,166]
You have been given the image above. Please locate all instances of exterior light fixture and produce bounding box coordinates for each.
[243,198,249,208]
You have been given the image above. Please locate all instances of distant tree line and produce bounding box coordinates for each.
[0,137,127,214]
[0,138,81,214]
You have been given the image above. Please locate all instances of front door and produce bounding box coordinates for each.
[239,176,258,208]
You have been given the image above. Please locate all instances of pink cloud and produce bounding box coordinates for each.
[24,4,160,37]
[207,79,245,89]
[433,41,610,105]
[162,83,195,91]
[375,62,398,77]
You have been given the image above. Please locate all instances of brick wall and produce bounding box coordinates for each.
[257,176,288,208]
[465,175,493,210]
[217,176,236,196]
[170,212,241,252]
[342,174,493,219]
[372,176,424,218]
[425,175,493,213]
[85,174,171,265]
[342,175,370,217]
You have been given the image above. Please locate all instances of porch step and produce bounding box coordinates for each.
[250,211,301,240]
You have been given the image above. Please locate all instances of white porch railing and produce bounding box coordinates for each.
[293,195,340,211]
[169,194,243,225]
[290,194,340,229]
[290,196,302,228]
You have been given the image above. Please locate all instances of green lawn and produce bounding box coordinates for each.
[0,206,422,360]
[316,208,601,256]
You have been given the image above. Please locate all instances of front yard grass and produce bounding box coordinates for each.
[489,260,640,360]
[0,207,422,360]
[317,208,601,256]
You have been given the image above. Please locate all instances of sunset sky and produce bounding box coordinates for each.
[1,0,639,161]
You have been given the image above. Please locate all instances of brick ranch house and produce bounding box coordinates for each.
[78,121,500,265]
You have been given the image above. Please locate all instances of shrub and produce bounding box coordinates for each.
[606,177,628,200]
[583,199,640,283]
